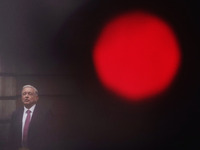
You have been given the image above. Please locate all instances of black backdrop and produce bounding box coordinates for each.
[0,0,199,149]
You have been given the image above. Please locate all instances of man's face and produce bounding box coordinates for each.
[22,87,38,108]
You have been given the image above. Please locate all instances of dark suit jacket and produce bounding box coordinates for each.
[8,104,53,150]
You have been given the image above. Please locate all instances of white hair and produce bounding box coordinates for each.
[22,85,38,95]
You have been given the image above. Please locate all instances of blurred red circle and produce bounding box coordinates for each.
[93,11,181,101]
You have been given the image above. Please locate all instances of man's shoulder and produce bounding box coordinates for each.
[10,106,24,121]
[35,103,51,112]
[34,104,53,117]
[12,106,23,115]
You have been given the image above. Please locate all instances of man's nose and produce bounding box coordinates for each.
[25,94,29,98]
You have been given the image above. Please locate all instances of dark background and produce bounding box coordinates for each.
[0,0,199,149]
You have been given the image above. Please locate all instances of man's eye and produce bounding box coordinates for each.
[22,92,33,95]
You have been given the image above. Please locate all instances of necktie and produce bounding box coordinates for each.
[22,109,31,147]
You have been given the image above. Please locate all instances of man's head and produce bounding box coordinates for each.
[21,85,39,109]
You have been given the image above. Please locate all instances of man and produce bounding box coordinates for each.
[8,85,53,150]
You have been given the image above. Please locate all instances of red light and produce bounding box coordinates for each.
[93,11,181,101]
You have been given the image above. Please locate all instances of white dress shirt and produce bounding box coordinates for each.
[22,104,36,140]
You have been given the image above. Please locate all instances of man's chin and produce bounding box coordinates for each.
[23,103,32,108]
[23,102,30,105]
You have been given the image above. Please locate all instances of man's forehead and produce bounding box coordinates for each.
[22,87,35,92]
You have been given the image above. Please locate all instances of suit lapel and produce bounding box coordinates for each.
[15,107,24,145]
[28,105,40,137]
